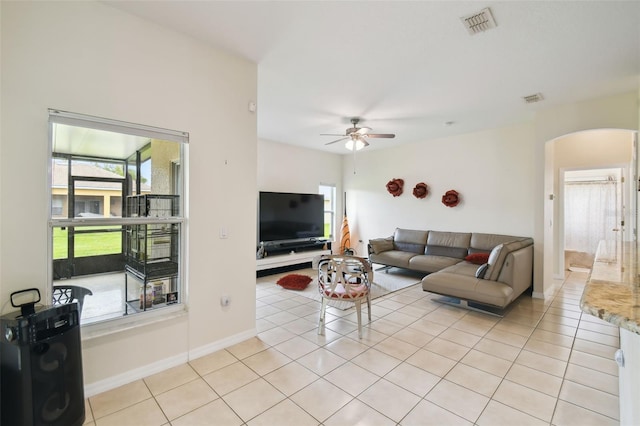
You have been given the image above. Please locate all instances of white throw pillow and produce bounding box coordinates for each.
[484,243,504,281]
[475,263,489,279]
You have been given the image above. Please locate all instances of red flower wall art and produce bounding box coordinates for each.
[386,178,404,197]
[412,182,429,199]
[442,190,460,207]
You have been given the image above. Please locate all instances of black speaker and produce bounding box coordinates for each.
[1,296,85,426]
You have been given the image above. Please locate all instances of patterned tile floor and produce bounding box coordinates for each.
[84,269,620,425]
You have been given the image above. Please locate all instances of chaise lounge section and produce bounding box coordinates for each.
[369,228,533,314]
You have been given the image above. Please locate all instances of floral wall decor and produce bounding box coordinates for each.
[386,178,404,197]
[412,182,429,199]
[442,189,460,207]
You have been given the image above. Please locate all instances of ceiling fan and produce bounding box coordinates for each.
[321,118,395,150]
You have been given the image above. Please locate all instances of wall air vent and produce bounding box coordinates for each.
[461,7,497,35]
[523,93,544,104]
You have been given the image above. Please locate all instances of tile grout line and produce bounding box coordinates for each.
[265,271,549,425]
[109,269,618,425]
[550,273,620,424]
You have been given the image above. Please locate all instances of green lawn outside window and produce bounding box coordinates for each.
[53,226,123,259]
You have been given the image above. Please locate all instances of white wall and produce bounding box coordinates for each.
[0,1,257,394]
[258,139,343,193]
[554,130,632,170]
[343,123,536,256]
[258,139,343,244]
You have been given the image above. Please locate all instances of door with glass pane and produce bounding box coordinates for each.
[52,173,126,278]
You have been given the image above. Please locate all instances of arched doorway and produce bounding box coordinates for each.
[544,128,637,284]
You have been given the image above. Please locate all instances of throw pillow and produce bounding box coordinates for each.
[370,238,394,254]
[484,243,505,281]
[464,252,490,265]
[276,274,312,290]
[475,263,489,279]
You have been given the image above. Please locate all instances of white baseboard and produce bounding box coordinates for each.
[532,281,560,301]
[84,352,189,397]
[189,328,257,360]
[84,327,257,398]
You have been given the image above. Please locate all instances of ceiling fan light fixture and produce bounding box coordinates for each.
[345,139,366,151]
[322,117,394,148]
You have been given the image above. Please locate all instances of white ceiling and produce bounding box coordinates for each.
[104,1,640,153]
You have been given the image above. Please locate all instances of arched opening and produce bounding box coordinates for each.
[543,128,637,293]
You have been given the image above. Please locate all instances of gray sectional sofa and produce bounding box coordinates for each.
[368,228,533,313]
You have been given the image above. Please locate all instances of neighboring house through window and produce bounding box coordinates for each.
[48,110,188,326]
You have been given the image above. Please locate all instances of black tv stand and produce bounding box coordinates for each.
[262,239,329,257]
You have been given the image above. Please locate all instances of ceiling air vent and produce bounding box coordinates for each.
[523,93,544,104]
[461,7,497,35]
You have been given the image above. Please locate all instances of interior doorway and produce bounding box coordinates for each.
[562,167,623,272]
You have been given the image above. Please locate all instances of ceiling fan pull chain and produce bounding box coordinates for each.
[353,146,357,174]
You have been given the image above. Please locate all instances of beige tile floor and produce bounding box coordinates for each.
[84,269,621,425]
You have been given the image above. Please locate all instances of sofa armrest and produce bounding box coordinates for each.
[496,245,533,298]
[485,238,533,281]
[369,237,394,255]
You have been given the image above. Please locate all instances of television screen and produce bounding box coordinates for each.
[259,192,324,243]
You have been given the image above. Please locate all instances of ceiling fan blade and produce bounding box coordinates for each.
[325,137,348,145]
[365,133,396,139]
[323,118,395,149]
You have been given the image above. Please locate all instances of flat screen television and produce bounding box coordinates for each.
[258,191,325,244]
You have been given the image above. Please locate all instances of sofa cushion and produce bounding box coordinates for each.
[465,253,490,265]
[424,231,471,259]
[421,264,514,307]
[408,255,461,274]
[393,228,429,254]
[427,231,471,249]
[369,250,416,269]
[370,237,394,254]
[469,233,522,253]
[435,261,478,277]
[425,245,468,259]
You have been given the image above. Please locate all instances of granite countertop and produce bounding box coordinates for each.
[580,240,640,335]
